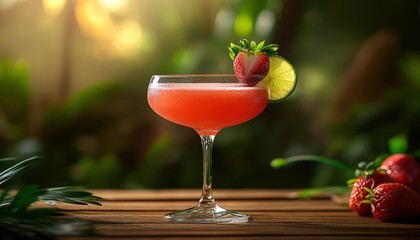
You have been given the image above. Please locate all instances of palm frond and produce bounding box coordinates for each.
[0,157,42,185]
[37,187,103,206]
[0,157,103,239]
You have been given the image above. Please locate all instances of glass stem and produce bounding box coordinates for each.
[198,135,216,207]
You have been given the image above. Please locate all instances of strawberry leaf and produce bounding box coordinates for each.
[363,187,375,196]
[347,178,356,187]
[354,155,388,177]
[229,39,279,60]
[250,41,257,51]
[228,45,242,60]
[261,44,279,52]
[229,52,235,61]
[257,40,265,50]
[241,39,250,49]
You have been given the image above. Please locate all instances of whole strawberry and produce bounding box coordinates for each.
[380,154,420,192]
[349,171,393,217]
[364,183,420,222]
[229,39,278,86]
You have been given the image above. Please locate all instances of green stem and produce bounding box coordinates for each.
[271,155,354,177]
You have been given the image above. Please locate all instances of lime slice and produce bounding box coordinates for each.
[260,56,297,101]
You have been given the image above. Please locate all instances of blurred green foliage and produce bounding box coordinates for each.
[0,0,419,189]
[0,59,30,154]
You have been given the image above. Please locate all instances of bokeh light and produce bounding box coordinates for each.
[43,0,66,16]
[75,0,141,58]
[234,13,253,37]
[97,0,128,13]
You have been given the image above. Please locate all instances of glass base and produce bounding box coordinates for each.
[165,204,249,223]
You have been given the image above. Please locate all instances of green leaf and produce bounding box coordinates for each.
[261,44,279,52]
[228,46,237,54]
[354,155,388,177]
[363,187,375,196]
[228,45,241,61]
[7,185,39,214]
[271,155,354,177]
[388,134,407,154]
[229,52,235,61]
[357,161,366,169]
[241,39,250,50]
[37,187,103,206]
[270,158,288,168]
[295,187,350,199]
[0,157,103,238]
[347,178,356,187]
[0,157,19,162]
[257,40,265,50]
[0,156,42,186]
[265,51,278,57]
[0,187,11,202]
[250,40,257,51]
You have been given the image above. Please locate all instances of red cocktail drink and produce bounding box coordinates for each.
[148,82,268,135]
[147,75,268,223]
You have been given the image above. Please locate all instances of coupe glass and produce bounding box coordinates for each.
[147,74,268,223]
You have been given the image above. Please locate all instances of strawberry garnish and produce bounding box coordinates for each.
[364,183,420,222]
[229,39,278,86]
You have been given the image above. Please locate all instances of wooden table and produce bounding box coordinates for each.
[59,189,420,240]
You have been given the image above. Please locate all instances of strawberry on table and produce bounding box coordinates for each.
[364,183,420,222]
[229,39,278,86]
[348,159,394,217]
[379,154,420,192]
[349,171,393,217]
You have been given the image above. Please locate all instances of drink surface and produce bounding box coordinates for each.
[148,83,268,135]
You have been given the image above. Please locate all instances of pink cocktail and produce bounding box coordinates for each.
[147,75,268,223]
[148,82,267,135]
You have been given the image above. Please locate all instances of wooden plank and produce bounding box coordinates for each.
[87,222,420,237]
[53,190,420,240]
[60,210,420,237]
[62,210,418,227]
[56,199,347,212]
[91,189,327,201]
[59,236,418,240]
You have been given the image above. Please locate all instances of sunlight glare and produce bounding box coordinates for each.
[97,0,128,13]
[76,0,114,39]
[0,0,26,10]
[43,0,66,16]
[75,0,144,59]
[113,20,142,56]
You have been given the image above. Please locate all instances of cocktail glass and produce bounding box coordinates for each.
[147,74,268,223]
